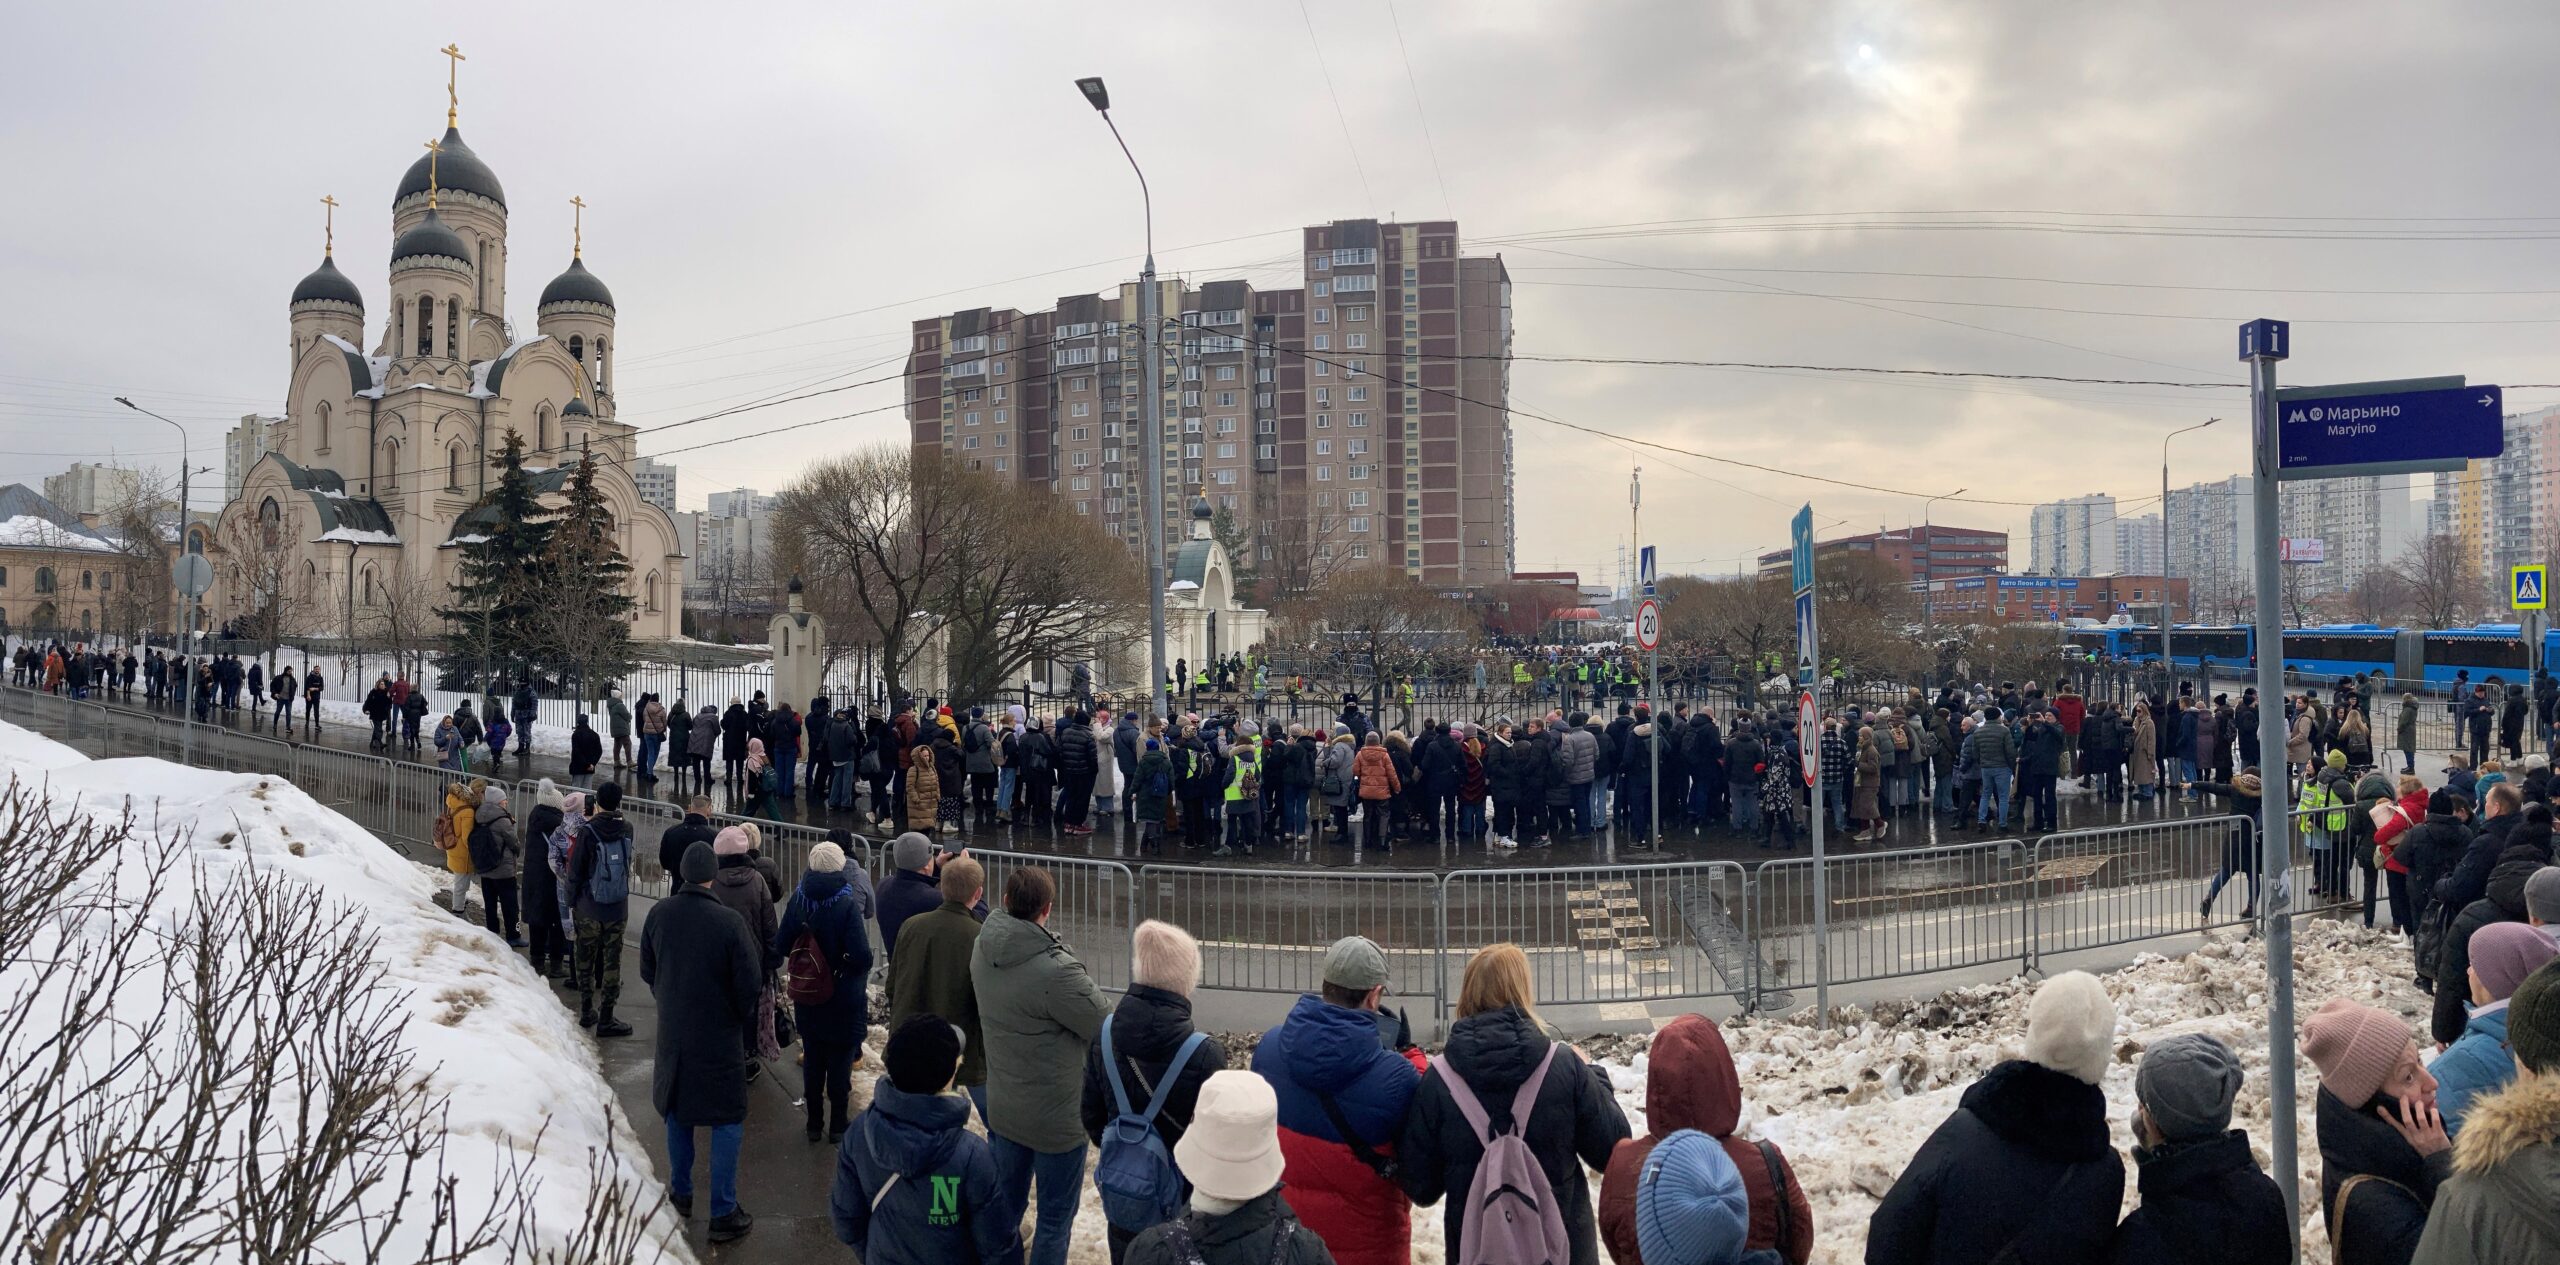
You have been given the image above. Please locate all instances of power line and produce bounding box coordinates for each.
[1501,263,2560,299]
[1297,0,1378,213]
[1512,277,2560,326]
[1383,0,1453,217]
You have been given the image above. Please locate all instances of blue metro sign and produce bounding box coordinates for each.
[2272,377,2504,480]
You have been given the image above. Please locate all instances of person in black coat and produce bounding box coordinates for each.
[1080,922,1230,1265]
[2430,812,2553,1045]
[1054,709,1100,832]
[2303,998,2450,1265]
[1395,946,1629,1265]
[721,700,754,795]
[658,797,720,882]
[1417,723,1465,843]
[1684,709,1726,825]
[521,781,569,979]
[1868,972,2125,1265]
[2102,1035,2289,1265]
[639,843,764,1240]
[776,840,874,1142]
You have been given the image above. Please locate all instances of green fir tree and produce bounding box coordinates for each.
[438,430,553,687]
[544,446,638,700]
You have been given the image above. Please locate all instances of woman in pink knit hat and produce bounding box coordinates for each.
[2304,996,2448,1265]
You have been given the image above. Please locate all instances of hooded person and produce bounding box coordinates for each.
[707,826,782,1063]
[2412,959,2560,1264]
[1253,937,1428,1265]
[1866,971,2125,1265]
[2304,997,2451,1265]
[776,839,874,1143]
[1631,1130,1777,1265]
[1600,1015,1811,1265]
[522,779,569,977]
[2101,1034,2289,1265]
[830,1015,1024,1265]
[2433,923,2560,1136]
[1125,1070,1337,1265]
[473,784,523,944]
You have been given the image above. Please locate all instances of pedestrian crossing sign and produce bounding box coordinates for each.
[2515,565,2548,611]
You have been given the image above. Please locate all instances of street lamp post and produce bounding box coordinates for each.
[1919,487,1966,683]
[115,395,192,761]
[1076,76,1174,725]
[2161,418,2220,708]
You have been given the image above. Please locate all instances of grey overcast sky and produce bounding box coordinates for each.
[7,1,2559,583]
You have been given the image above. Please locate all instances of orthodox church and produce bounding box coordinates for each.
[212,58,682,640]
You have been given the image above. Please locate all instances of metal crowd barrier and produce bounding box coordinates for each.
[1442,860,1754,1013]
[1756,838,2031,992]
[964,847,1137,993]
[1141,865,1444,1017]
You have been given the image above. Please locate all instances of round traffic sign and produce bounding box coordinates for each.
[1798,691,1819,787]
[1634,598,1662,651]
[173,553,214,598]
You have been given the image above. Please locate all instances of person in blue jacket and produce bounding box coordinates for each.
[832,1014,1024,1265]
[2433,922,2559,1136]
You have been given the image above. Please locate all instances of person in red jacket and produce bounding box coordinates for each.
[1248,937,1426,1265]
[1598,1014,1813,1265]
[2053,685,2087,786]
[2372,773,2432,935]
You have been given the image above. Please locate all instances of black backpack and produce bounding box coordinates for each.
[467,819,504,873]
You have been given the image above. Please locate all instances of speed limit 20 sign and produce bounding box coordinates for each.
[1634,598,1662,651]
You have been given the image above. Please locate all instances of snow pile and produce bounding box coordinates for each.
[0,719,686,1262]
[1598,920,2427,1263]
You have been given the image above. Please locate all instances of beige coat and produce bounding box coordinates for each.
[2129,716,2158,787]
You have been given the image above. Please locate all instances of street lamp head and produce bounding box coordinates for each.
[1075,77,1110,112]
[114,396,135,409]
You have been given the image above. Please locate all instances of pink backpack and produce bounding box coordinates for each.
[1434,1044,1570,1265]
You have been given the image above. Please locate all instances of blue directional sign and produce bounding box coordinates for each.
[1790,505,1815,596]
[2272,378,2503,480]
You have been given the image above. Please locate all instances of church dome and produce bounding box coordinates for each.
[390,210,473,268]
[290,255,364,309]
[396,127,506,209]
[562,397,593,417]
[539,258,616,312]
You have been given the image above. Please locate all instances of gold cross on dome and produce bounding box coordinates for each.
[421,138,442,208]
[569,195,586,259]
[439,43,466,126]
[320,194,339,257]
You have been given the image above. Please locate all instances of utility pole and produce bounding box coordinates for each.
[2239,322,2300,1245]
[1635,468,1658,849]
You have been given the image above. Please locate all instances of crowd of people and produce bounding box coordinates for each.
[433,796,2560,1263]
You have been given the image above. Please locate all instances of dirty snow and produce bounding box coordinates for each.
[1595,919,2427,1263]
[0,718,687,1262]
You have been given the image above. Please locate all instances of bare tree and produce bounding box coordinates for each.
[1277,567,1479,706]
[1661,573,1792,673]
[935,490,1145,704]
[212,502,326,661]
[773,446,980,706]
[359,557,447,684]
[2394,529,2479,629]
[1253,491,1349,605]
[94,470,178,640]
[2341,566,2412,625]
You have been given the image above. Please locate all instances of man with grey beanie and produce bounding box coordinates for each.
[877,832,955,965]
[2103,1034,2288,1264]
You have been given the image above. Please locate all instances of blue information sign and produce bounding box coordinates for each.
[2273,380,2503,480]
[1790,505,1814,596]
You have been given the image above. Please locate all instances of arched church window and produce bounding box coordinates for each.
[568,334,584,367]
[380,439,401,491]
[644,570,659,612]
[447,444,463,491]
[258,497,281,548]
[35,568,55,595]
[394,303,404,354]
[446,297,461,359]
[417,295,434,356]
[362,566,376,606]
[316,401,331,453]
[81,571,92,591]
[537,404,553,452]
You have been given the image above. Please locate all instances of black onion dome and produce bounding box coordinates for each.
[396,127,506,208]
[539,258,616,311]
[290,255,364,308]
[561,396,593,417]
[390,209,473,267]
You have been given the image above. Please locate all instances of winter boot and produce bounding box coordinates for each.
[706,1207,754,1244]
[578,992,597,1028]
[594,992,633,1038]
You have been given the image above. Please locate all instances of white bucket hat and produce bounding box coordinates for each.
[1173,1070,1286,1202]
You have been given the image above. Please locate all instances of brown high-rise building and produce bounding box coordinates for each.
[906,218,1513,590]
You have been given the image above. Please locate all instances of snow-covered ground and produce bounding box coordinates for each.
[1595,917,2425,1263]
[0,719,686,1262]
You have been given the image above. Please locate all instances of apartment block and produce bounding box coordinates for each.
[225,414,284,504]
[43,462,145,517]
[1753,524,2009,584]
[631,457,678,515]
[2028,494,2119,575]
[905,218,1514,588]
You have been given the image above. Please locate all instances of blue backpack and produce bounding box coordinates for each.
[583,828,630,905]
[1094,1021,1211,1234]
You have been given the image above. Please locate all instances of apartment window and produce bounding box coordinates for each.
[1348,516,1372,533]
[1314,307,1331,324]
[1104,447,1122,463]
[1257,393,1272,409]
[1347,360,1366,377]
[1348,438,1370,456]
[1071,476,1092,492]
[994,433,1008,447]
[952,334,988,354]
[1316,440,1333,456]
[1343,305,1370,322]
[1315,360,1330,377]
[1312,335,1330,351]
[1107,473,1125,488]
[1104,421,1121,437]
[1215,469,1237,486]
[1349,412,1369,428]
[993,360,1008,376]
[1184,442,1203,459]
[1183,363,1201,381]
[1071,376,1091,391]
[1216,442,1237,459]
[1216,366,1238,382]
[1349,464,1373,480]
[1316,491,1334,509]
[1351,543,1369,559]
[1333,274,1376,293]
[1072,402,1090,418]
[1073,452,1092,468]
[1056,347,1097,366]
[994,409,1007,423]
[1216,417,1237,434]
[964,412,980,426]
[993,457,1008,471]
[1348,490,1370,507]
[1211,391,1231,408]
[1313,281,1330,298]
[1315,388,1331,405]
[962,435,980,450]
[1316,413,1332,429]
[1308,253,1330,271]
[1183,390,1201,407]
[1317,465,1334,482]
[1077,501,1092,515]
[1333,247,1377,266]
[1071,426,1090,441]
[961,389,984,403]
[1347,334,1368,350]
[1349,386,1368,402]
